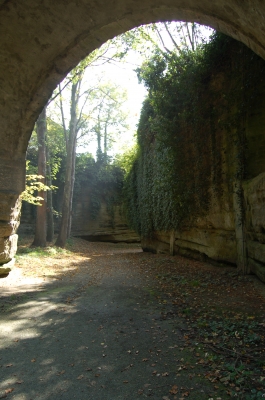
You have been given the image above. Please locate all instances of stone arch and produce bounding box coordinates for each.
[1,0,265,270]
[1,0,265,157]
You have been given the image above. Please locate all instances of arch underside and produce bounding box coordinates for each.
[0,0,265,156]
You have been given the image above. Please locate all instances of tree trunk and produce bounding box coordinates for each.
[104,121,107,157]
[32,107,47,247]
[56,81,79,247]
[67,136,77,238]
[46,146,54,242]
[96,110,103,163]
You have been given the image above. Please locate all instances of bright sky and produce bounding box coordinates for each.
[58,23,214,158]
[80,51,147,156]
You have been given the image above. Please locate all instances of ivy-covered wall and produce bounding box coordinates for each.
[124,33,265,281]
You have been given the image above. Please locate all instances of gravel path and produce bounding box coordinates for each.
[0,242,228,400]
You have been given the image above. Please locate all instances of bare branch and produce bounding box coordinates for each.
[185,22,195,51]
[58,83,68,146]
[163,22,182,53]
[153,24,172,54]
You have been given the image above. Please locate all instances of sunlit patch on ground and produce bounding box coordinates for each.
[0,236,264,399]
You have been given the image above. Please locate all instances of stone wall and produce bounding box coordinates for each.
[140,52,265,283]
[19,186,139,244]
[243,174,265,282]
[71,187,139,243]
[0,158,25,275]
[141,94,265,282]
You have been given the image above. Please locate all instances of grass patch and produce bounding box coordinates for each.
[16,246,70,258]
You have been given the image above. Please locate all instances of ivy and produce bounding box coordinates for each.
[124,33,265,238]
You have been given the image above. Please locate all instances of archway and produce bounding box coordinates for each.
[1,0,265,269]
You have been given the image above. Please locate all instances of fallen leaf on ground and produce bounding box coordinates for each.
[169,385,178,394]
[5,388,14,394]
[56,370,65,375]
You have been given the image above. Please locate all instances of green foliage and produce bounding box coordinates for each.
[16,245,69,258]
[46,117,65,179]
[124,33,265,238]
[21,161,53,206]
[27,121,65,188]
[114,143,139,176]
[88,81,129,159]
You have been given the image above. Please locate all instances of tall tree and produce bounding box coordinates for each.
[54,70,128,247]
[55,75,82,247]
[46,145,54,242]
[91,82,128,163]
[32,107,47,247]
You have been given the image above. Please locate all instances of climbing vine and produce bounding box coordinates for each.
[123,33,265,238]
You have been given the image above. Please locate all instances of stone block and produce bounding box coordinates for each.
[0,258,15,276]
[141,229,237,265]
[0,158,25,193]
[0,220,19,236]
[0,234,18,264]
[0,192,21,222]
[174,228,236,263]
[243,173,265,233]
[141,237,169,254]
[0,266,11,276]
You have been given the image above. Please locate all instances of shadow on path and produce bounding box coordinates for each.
[0,244,227,400]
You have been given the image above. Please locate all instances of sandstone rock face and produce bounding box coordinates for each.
[142,228,237,265]
[0,235,18,264]
[244,173,265,238]
[140,60,265,283]
[71,194,139,243]
[143,169,265,283]
[19,191,140,243]
[0,159,23,265]
[243,173,265,282]
[0,258,15,276]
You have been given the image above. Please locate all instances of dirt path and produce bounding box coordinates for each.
[0,239,264,399]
